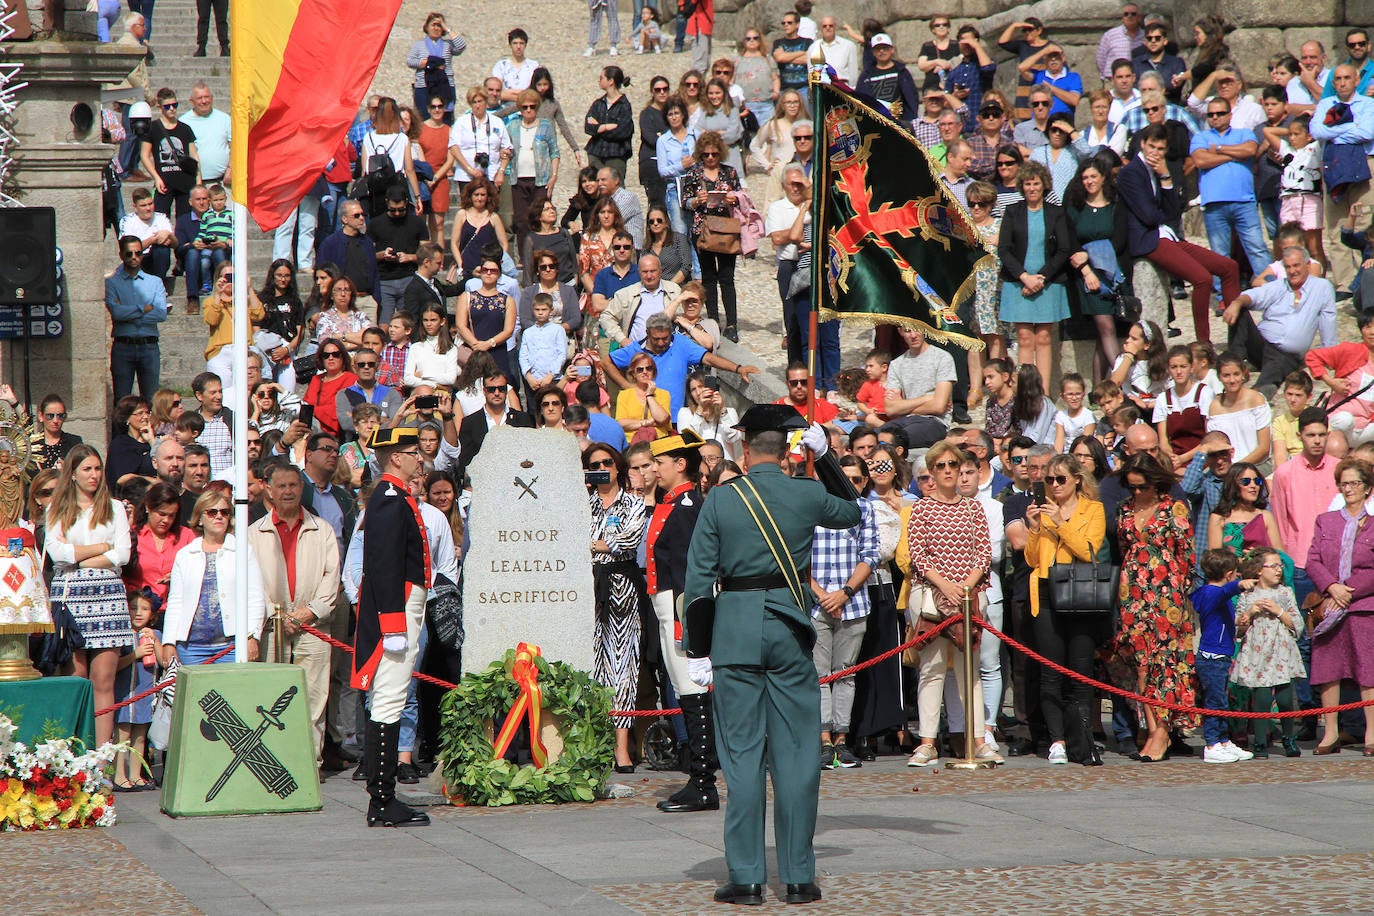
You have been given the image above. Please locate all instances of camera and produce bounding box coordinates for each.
[701,375,722,392]
[585,470,611,486]
[415,395,440,410]
[474,152,491,172]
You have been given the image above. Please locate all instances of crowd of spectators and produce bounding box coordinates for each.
[74,5,1374,784]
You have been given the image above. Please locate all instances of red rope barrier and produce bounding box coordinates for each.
[299,616,960,719]
[982,620,1374,720]
[94,644,236,717]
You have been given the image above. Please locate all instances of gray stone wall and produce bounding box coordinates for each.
[718,0,1354,121]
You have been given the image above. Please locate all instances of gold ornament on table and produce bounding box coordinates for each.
[0,402,48,682]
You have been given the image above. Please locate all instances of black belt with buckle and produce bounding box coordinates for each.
[113,336,159,345]
[720,572,807,592]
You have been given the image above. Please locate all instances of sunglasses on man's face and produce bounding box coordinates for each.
[588,458,615,469]
[1031,100,1051,108]
[484,385,506,393]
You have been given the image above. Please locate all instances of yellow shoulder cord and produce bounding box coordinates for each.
[736,478,809,611]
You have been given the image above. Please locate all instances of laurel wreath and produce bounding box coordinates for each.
[437,650,614,806]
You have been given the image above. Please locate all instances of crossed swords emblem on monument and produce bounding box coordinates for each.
[199,686,300,802]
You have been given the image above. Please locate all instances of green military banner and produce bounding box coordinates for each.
[812,79,990,350]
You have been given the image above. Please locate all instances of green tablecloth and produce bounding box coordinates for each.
[0,676,97,749]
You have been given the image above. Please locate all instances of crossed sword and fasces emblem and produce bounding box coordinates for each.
[199,686,300,802]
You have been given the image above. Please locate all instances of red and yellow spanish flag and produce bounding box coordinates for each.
[230,0,403,232]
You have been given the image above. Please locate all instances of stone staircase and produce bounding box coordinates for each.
[137,0,278,387]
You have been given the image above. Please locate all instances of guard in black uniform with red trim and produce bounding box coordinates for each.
[646,430,718,813]
[353,426,432,828]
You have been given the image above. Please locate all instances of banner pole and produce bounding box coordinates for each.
[229,6,250,664]
[805,46,826,474]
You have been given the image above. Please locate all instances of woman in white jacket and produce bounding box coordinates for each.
[163,489,266,666]
[403,303,461,389]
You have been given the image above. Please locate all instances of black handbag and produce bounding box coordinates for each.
[1047,561,1118,613]
[1112,290,1142,324]
[428,572,464,652]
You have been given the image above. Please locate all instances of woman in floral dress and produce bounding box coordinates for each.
[1108,453,1198,762]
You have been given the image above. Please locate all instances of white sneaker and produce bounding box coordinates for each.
[584,46,596,57]
[635,46,644,53]
[983,731,998,754]
[608,46,618,56]
[1223,741,1254,761]
[1203,743,1240,763]
[1047,741,1068,764]
[655,44,663,53]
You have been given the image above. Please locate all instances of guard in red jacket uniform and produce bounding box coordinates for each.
[353,426,432,828]
[647,430,718,813]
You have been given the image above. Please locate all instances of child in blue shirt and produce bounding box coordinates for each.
[1191,549,1256,764]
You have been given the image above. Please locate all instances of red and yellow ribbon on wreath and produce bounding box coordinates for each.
[491,643,549,768]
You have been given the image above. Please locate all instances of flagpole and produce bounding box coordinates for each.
[806,45,826,474]
[229,9,250,664]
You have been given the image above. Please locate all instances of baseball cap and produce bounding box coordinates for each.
[870,33,893,48]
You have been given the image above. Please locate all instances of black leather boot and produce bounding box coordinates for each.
[657,693,720,813]
[366,720,430,827]
[1077,703,1103,767]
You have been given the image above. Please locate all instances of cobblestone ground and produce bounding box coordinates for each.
[597,853,1374,914]
[0,829,203,914]
[37,752,1373,914]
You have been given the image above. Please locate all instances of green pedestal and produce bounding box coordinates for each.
[160,662,322,818]
[0,676,96,749]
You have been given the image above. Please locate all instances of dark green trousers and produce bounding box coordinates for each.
[712,612,822,885]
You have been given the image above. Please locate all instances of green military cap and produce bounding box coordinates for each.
[649,429,706,457]
[369,426,421,449]
[734,403,809,434]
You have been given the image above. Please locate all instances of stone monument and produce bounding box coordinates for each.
[461,427,597,675]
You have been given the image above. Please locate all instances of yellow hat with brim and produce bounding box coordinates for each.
[649,429,706,457]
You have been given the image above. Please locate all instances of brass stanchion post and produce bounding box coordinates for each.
[273,603,287,665]
[947,585,995,770]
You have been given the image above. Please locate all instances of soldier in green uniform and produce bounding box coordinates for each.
[683,404,861,906]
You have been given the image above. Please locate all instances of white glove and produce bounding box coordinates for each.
[382,635,407,653]
[800,422,828,458]
[688,657,713,688]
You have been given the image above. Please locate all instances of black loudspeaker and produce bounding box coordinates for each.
[0,207,57,306]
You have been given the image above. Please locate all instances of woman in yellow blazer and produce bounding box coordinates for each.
[1024,453,1108,766]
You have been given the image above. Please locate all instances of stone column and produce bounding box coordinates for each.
[6,43,147,445]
